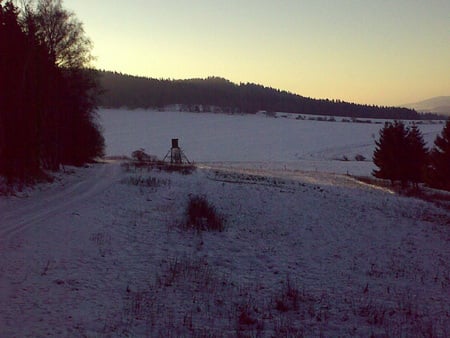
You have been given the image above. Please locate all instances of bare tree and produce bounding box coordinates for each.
[30,0,93,68]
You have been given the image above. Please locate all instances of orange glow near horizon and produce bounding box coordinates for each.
[65,0,449,106]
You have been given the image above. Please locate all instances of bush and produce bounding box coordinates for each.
[131,149,157,162]
[121,175,170,188]
[274,277,301,313]
[184,195,224,232]
[159,163,196,175]
[124,156,196,175]
[355,154,366,161]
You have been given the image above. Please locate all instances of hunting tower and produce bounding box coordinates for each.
[163,138,190,164]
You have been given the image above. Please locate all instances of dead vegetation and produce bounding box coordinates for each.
[353,175,450,213]
[183,195,225,232]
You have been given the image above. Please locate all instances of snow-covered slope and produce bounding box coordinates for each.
[1,109,449,336]
[1,161,449,336]
[403,96,450,115]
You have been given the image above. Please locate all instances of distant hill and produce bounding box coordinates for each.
[96,70,441,120]
[402,96,450,116]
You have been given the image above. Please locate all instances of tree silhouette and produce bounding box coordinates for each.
[32,0,93,68]
[97,71,437,120]
[0,0,103,182]
[405,124,429,188]
[373,121,409,185]
[428,119,450,191]
[373,122,430,187]
[28,0,103,167]
[0,1,43,179]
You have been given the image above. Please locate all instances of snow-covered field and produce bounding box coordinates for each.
[100,109,443,175]
[99,109,444,176]
[0,109,449,337]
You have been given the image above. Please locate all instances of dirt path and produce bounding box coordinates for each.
[0,161,121,241]
[0,162,123,336]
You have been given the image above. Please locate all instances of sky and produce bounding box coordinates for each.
[63,0,450,106]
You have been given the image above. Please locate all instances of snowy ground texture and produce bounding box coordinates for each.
[99,109,444,177]
[0,109,449,337]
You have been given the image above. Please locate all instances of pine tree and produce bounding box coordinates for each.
[373,121,409,185]
[428,120,450,191]
[405,124,429,188]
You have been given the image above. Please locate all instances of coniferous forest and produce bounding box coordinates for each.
[97,70,441,120]
[0,0,104,182]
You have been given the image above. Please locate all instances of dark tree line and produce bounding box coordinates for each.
[428,120,450,191]
[97,71,441,120]
[373,120,450,191]
[0,0,104,182]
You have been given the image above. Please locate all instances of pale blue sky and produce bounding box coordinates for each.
[64,0,450,106]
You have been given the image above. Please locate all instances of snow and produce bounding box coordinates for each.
[1,109,449,336]
[99,109,444,176]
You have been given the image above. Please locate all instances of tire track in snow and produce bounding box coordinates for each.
[298,141,374,160]
[0,161,122,245]
[198,163,387,192]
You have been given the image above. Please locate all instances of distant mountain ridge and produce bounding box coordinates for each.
[96,70,442,120]
[402,96,450,116]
